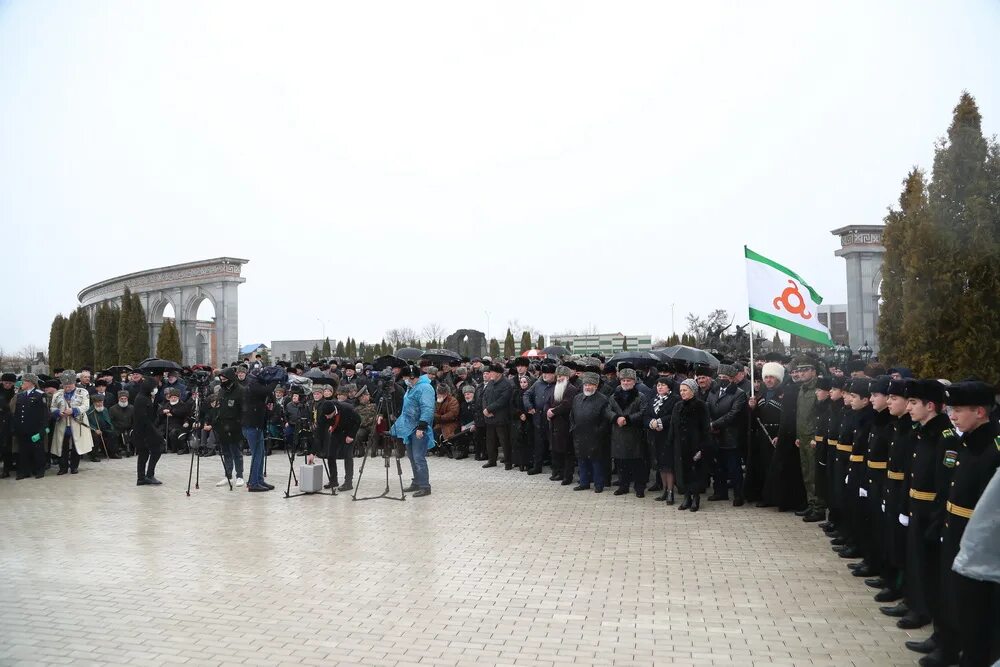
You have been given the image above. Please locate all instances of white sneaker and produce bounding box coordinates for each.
[215,478,230,487]
[235,477,245,487]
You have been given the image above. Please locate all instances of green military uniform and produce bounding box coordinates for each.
[796,374,821,513]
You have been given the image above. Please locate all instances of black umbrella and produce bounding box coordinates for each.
[421,349,461,366]
[136,358,183,373]
[660,345,719,368]
[304,368,337,386]
[542,345,570,358]
[394,347,424,361]
[605,351,660,370]
[372,354,404,371]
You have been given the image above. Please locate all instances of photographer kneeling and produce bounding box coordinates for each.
[390,365,436,497]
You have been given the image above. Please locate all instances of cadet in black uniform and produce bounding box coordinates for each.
[812,377,832,514]
[859,376,892,582]
[12,373,49,479]
[925,381,1000,667]
[896,379,955,633]
[875,378,912,608]
[820,376,846,535]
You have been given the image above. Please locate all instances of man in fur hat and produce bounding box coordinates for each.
[49,370,95,475]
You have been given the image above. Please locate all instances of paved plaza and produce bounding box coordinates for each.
[1,454,920,666]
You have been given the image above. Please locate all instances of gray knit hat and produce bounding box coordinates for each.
[618,368,638,381]
[680,378,698,394]
[60,370,77,385]
[580,372,600,386]
[555,365,572,378]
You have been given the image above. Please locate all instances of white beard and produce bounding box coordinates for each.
[554,379,567,402]
[583,388,596,397]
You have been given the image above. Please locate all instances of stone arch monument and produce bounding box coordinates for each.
[445,329,487,359]
[78,257,248,367]
[832,225,884,353]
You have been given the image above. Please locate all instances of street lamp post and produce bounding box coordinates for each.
[859,341,873,363]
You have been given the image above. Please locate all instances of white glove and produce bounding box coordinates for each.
[859,488,868,498]
[881,501,886,513]
[844,475,849,485]
[898,513,909,527]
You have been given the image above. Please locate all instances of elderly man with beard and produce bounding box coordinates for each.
[571,372,611,493]
[606,368,649,498]
[747,362,784,505]
[546,365,579,484]
[49,370,95,476]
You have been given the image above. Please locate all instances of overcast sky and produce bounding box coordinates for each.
[2,1,999,354]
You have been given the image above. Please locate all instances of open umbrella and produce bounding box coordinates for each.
[520,349,546,358]
[421,349,461,366]
[605,351,660,370]
[660,345,720,368]
[136,357,183,374]
[394,347,423,362]
[304,368,337,386]
[542,345,570,358]
[372,354,404,371]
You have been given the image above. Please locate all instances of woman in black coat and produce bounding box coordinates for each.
[671,379,710,511]
[646,377,679,503]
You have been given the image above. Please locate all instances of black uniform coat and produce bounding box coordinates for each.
[481,377,512,425]
[569,391,610,460]
[884,414,913,568]
[766,382,806,511]
[214,371,245,445]
[605,387,647,459]
[327,400,361,459]
[13,388,48,438]
[131,379,164,451]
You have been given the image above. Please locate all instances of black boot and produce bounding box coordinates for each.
[678,494,692,510]
[666,490,675,505]
[655,491,669,501]
[690,494,701,512]
[733,482,744,507]
[904,636,936,654]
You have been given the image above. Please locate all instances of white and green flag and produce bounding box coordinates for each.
[745,246,833,347]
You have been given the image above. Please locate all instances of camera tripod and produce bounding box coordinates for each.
[186,390,233,496]
[284,422,337,498]
[353,392,406,502]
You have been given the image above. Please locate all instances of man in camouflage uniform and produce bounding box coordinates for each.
[794,357,823,522]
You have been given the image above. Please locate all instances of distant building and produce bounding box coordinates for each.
[790,304,849,350]
[239,343,269,361]
[271,339,325,364]
[550,333,651,357]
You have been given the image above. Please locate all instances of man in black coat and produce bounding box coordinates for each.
[241,370,279,492]
[12,373,48,479]
[325,399,361,491]
[480,363,512,469]
[546,366,580,484]
[570,372,611,492]
[213,367,246,486]
[0,372,16,478]
[524,362,556,474]
[706,364,749,505]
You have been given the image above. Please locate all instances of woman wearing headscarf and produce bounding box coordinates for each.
[671,379,710,511]
[647,376,680,503]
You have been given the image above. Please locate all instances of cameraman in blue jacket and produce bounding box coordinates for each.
[390,365,436,497]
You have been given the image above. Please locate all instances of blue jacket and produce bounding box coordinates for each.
[390,375,436,448]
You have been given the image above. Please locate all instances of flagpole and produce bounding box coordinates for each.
[746,245,755,400]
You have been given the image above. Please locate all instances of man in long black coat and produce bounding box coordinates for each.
[480,364,512,469]
[133,375,165,486]
[570,372,610,492]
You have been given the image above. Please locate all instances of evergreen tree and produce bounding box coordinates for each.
[72,307,95,370]
[771,331,785,353]
[48,314,65,369]
[383,339,393,355]
[372,343,382,358]
[322,337,331,356]
[536,334,544,350]
[358,341,368,361]
[504,328,516,358]
[622,336,629,351]
[310,345,320,362]
[94,303,116,369]
[903,93,997,379]
[107,304,120,366]
[519,331,531,353]
[62,309,77,369]
[335,340,345,356]
[878,169,926,365]
[117,288,133,364]
[489,338,501,358]
[128,292,150,363]
[156,318,183,363]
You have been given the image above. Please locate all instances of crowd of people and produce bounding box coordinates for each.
[2,348,998,665]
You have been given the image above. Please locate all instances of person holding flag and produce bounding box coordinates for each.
[746,246,834,519]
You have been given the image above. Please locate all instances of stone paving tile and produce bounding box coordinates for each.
[0,455,920,665]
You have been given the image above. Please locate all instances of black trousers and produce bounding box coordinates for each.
[615,457,646,492]
[515,421,533,468]
[905,515,939,622]
[135,437,163,481]
[16,434,46,477]
[531,424,549,471]
[485,424,510,465]
[328,456,353,485]
[0,425,13,472]
[59,433,80,472]
[713,447,743,497]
